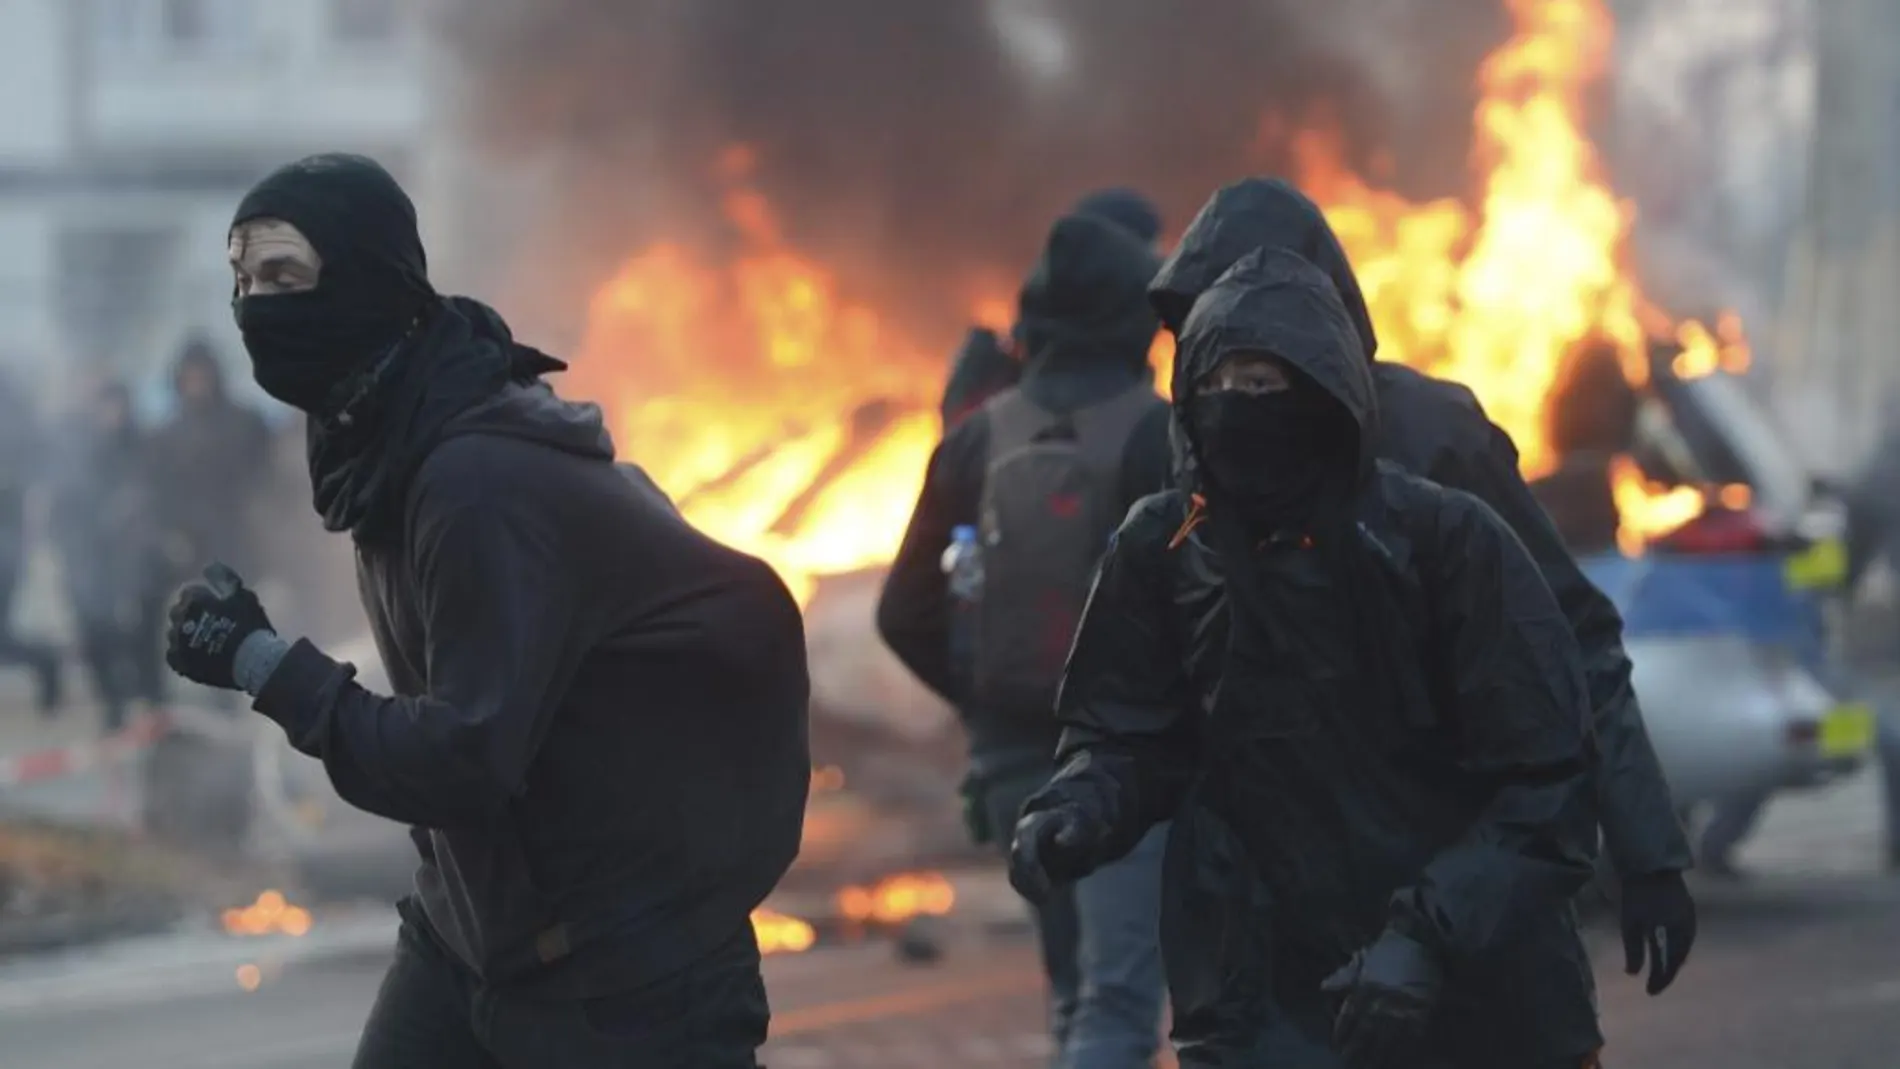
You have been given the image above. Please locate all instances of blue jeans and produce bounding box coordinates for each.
[985,768,1168,1069]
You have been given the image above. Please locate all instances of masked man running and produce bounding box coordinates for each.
[163,154,810,1069]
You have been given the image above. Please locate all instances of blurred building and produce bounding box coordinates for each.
[0,0,430,412]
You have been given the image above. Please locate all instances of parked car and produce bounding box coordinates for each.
[1536,351,1874,816]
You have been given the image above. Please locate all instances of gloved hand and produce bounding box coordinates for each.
[1007,803,1107,905]
[165,563,274,691]
[1620,869,1696,995]
[1320,928,1444,1069]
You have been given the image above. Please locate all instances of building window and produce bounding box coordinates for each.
[91,0,254,57]
[331,0,398,44]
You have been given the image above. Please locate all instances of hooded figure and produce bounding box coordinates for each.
[52,380,162,730]
[150,337,273,580]
[879,212,1172,1068]
[162,154,810,1069]
[935,187,1165,427]
[1008,249,1602,1069]
[1149,178,1697,995]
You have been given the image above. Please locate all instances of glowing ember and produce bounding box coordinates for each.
[571,0,1751,574]
[235,963,263,992]
[751,907,817,955]
[837,871,957,926]
[222,890,313,938]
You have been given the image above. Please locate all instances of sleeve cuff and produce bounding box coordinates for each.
[252,638,356,754]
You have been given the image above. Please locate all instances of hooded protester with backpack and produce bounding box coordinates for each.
[878,211,1171,1067]
[937,187,1165,429]
[1146,177,1697,998]
[1009,248,1603,1069]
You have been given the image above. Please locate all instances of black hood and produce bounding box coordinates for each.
[1172,247,1377,488]
[1071,187,1163,245]
[1015,212,1161,402]
[172,337,228,401]
[1149,178,1378,362]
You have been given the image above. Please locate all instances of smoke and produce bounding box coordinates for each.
[425,0,1508,349]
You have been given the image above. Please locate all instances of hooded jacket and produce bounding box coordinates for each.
[879,212,1170,764]
[1031,249,1601,1067]
[1149,176,1690,880]
[249,310,811,999]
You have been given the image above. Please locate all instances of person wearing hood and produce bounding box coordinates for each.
[938,187,1165,429]
[1146,177,1697,997]
[879,211,1172,1067]
[150,336,273,581]
[1009,248,1602,1069]
[51,380,161,734]
[160,154,810,1068]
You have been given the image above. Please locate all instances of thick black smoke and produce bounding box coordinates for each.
[428,0,1508,351]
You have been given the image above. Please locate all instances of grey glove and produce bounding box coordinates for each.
[1319,928,1444,1069]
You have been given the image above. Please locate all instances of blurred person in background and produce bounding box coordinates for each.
[150,336,273,583]
[1147,177,1697,998]
[879,211,1172,1069]
[1009,249,1603,1069]
[162,153,809,1069]
[939,188,1164,429]
[51,380,162,734]
[0,365,62,715]
[1834,424,1900,871]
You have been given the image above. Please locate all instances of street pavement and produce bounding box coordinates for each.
[0,770,1897,1068]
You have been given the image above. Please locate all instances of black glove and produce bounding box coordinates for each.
[1007,803,1107,905]
[165,563,274,691]
[1320,928,1444,1069]
[1620,869,1696,995]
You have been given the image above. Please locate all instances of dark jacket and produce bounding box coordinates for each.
[253,375,811,999]
[878,213,1170,765]
[1149,176,1690,879]
[1033,250,1601,1068]
[940,326,1022,429]
[52,417,161,624]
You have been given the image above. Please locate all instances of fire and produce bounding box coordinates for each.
[221,890,313,938]
[572,0,1750,578]
[837,871,957,926]
[750,907,817,955]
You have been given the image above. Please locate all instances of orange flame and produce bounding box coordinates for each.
[750,907,817,955]
[571,0,1749,575]
[837,871,957,926]
[221,890,313,938]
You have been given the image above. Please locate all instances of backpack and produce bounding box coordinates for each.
[972,383,1163,716]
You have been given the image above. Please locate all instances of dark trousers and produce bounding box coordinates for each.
[982,766,1167,1069]
[352,899,770,1069]
[76,611,161,732]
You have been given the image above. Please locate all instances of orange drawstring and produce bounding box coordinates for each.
[1168,494,1208,550]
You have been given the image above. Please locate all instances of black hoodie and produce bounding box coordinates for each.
[1149,177,1691,880]
[252,342,811,999]
[1030,249,1601,1067]
[879,213,1169,764]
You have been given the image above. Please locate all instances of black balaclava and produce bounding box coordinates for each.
[229,153,436,414]
[1187,364,1357,535]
